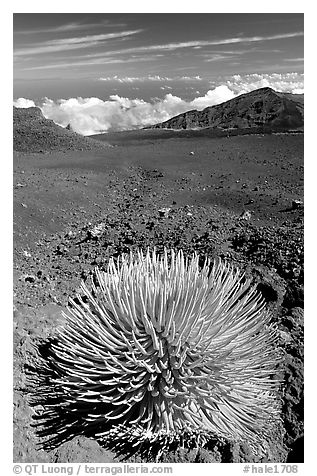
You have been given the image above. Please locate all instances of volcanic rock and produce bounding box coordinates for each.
[158,207,172,218]
[240,210,252,221]
[291,200,303,210]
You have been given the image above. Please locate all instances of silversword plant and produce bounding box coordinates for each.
[32,249,281,457]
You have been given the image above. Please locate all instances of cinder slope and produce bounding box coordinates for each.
[13,107,109,153]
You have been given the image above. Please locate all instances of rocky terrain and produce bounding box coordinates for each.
[146,87,304,132]
[13,101,304,463]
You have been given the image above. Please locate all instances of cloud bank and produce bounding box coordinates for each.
[13,73,303,136]
[13,86,236,135]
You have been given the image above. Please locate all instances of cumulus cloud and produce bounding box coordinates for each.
[224,72,304,95]
[13,98,36,108]
[191,86,235,109]
[13,73,304,135]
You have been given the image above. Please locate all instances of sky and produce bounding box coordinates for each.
[13,13,304,134]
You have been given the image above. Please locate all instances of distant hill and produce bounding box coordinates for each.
[146,87,304,132]
[13,107,110,153]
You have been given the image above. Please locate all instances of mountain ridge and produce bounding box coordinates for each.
[145,87,304,132]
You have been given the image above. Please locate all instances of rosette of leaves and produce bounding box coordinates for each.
[30,249,281,459]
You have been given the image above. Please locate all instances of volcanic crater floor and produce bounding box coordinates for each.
[13,132,303,463]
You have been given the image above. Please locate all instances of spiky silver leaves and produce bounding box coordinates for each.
[36,249,281,454]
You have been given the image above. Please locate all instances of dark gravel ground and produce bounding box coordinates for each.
[13,131,303,463]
